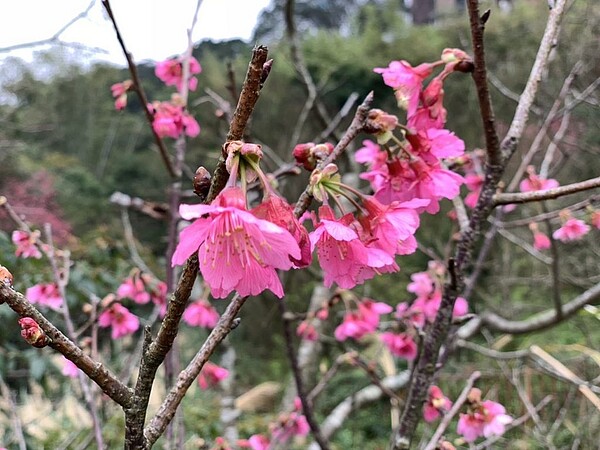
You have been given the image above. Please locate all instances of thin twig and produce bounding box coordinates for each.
[0,0,96,53]
[0,374,27,450]
[278,299,330,450]
[423,371,481,450]
[494,176,600,205]
[101,0,177,178]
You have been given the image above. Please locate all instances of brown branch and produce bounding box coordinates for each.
[141,46,272,448]
[144,294,247,446]
[423,371,481,450]
[479,280,600,334]
[494,176,600,205]
[467,4,501,167]
[501,0,568,162]
[0,284,133,408]
[278,300,330,450]
[391,1,568,445]
[307,372,411,449]
[495,195,600,228]
[101,0,177,178]
[206,45,270,204]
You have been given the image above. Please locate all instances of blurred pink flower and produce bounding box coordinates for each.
[62,356,79,378]
[98,303,139,339]
[26,283,63,310]
[155,56,201,91]
[423,385,452,422]
[198,361,229,390]
[380,332,418,360]
[533,231,551,250]
[117,275,151,304]
[457,400,512,442]
[12,230,42,259]
[296,320,318,341]
[552,218,590,242]
[183,300,219,329]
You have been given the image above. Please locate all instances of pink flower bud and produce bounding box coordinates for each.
[0,265,13,287]
[19,317,50,348]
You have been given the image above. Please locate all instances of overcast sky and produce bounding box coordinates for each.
[0,0,271,65]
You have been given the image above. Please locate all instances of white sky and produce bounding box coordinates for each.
[0,0,271,66]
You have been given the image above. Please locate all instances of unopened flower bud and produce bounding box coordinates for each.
[365,109,399,144]
[19,317,51,348]
[441,48,471,63]
[467,387,482,404]
[0,265,13,287]
[193,166,211,200]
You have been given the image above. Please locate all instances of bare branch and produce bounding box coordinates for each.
[494,176,600,205]
[423,371,481,450]
[101,0,177,178]
[0,1,97,53]
[0,284,133,408]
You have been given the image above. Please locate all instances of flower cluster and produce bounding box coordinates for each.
[148,97,200,139]
[457,388,512,442]
[12,230,43,259]
[357,50,470,214]
[98,298,140,340]
[396,261,468,328]
[155,55,202,92]
[110,79,133,111]
[116,270,167,314]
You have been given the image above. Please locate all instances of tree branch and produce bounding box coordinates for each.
[423,371,481,450]
[293,92,374,217]
[101,0,177,178]
[494,176,600,205]
[0,284,133,408]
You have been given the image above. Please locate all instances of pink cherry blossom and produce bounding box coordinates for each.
[407,272,435,297]
[310,206,397,289]
[198,361,229,390]
[98,303,139,339]
[407,128,465,159]
[533,231,551,250]
[26,283,63,310]
[334,312,375,341]
[380,332,418,360]
[155,56,202,91]
[457,400,512,442]
[423,385,452,422]
[374,60,433,115]
[12,230,43,259]
[183,300,219,329]
[172,187,301,299]
[519,167,559,192]
[237,435,270,450]
[116,275,151,304]
[271,411,310,445]
[552,218,591,242]
[252,195,311,268]
[62,357,79,378]
[361,196,429,256]
[150,101,200,139]
[296,320,318,341]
